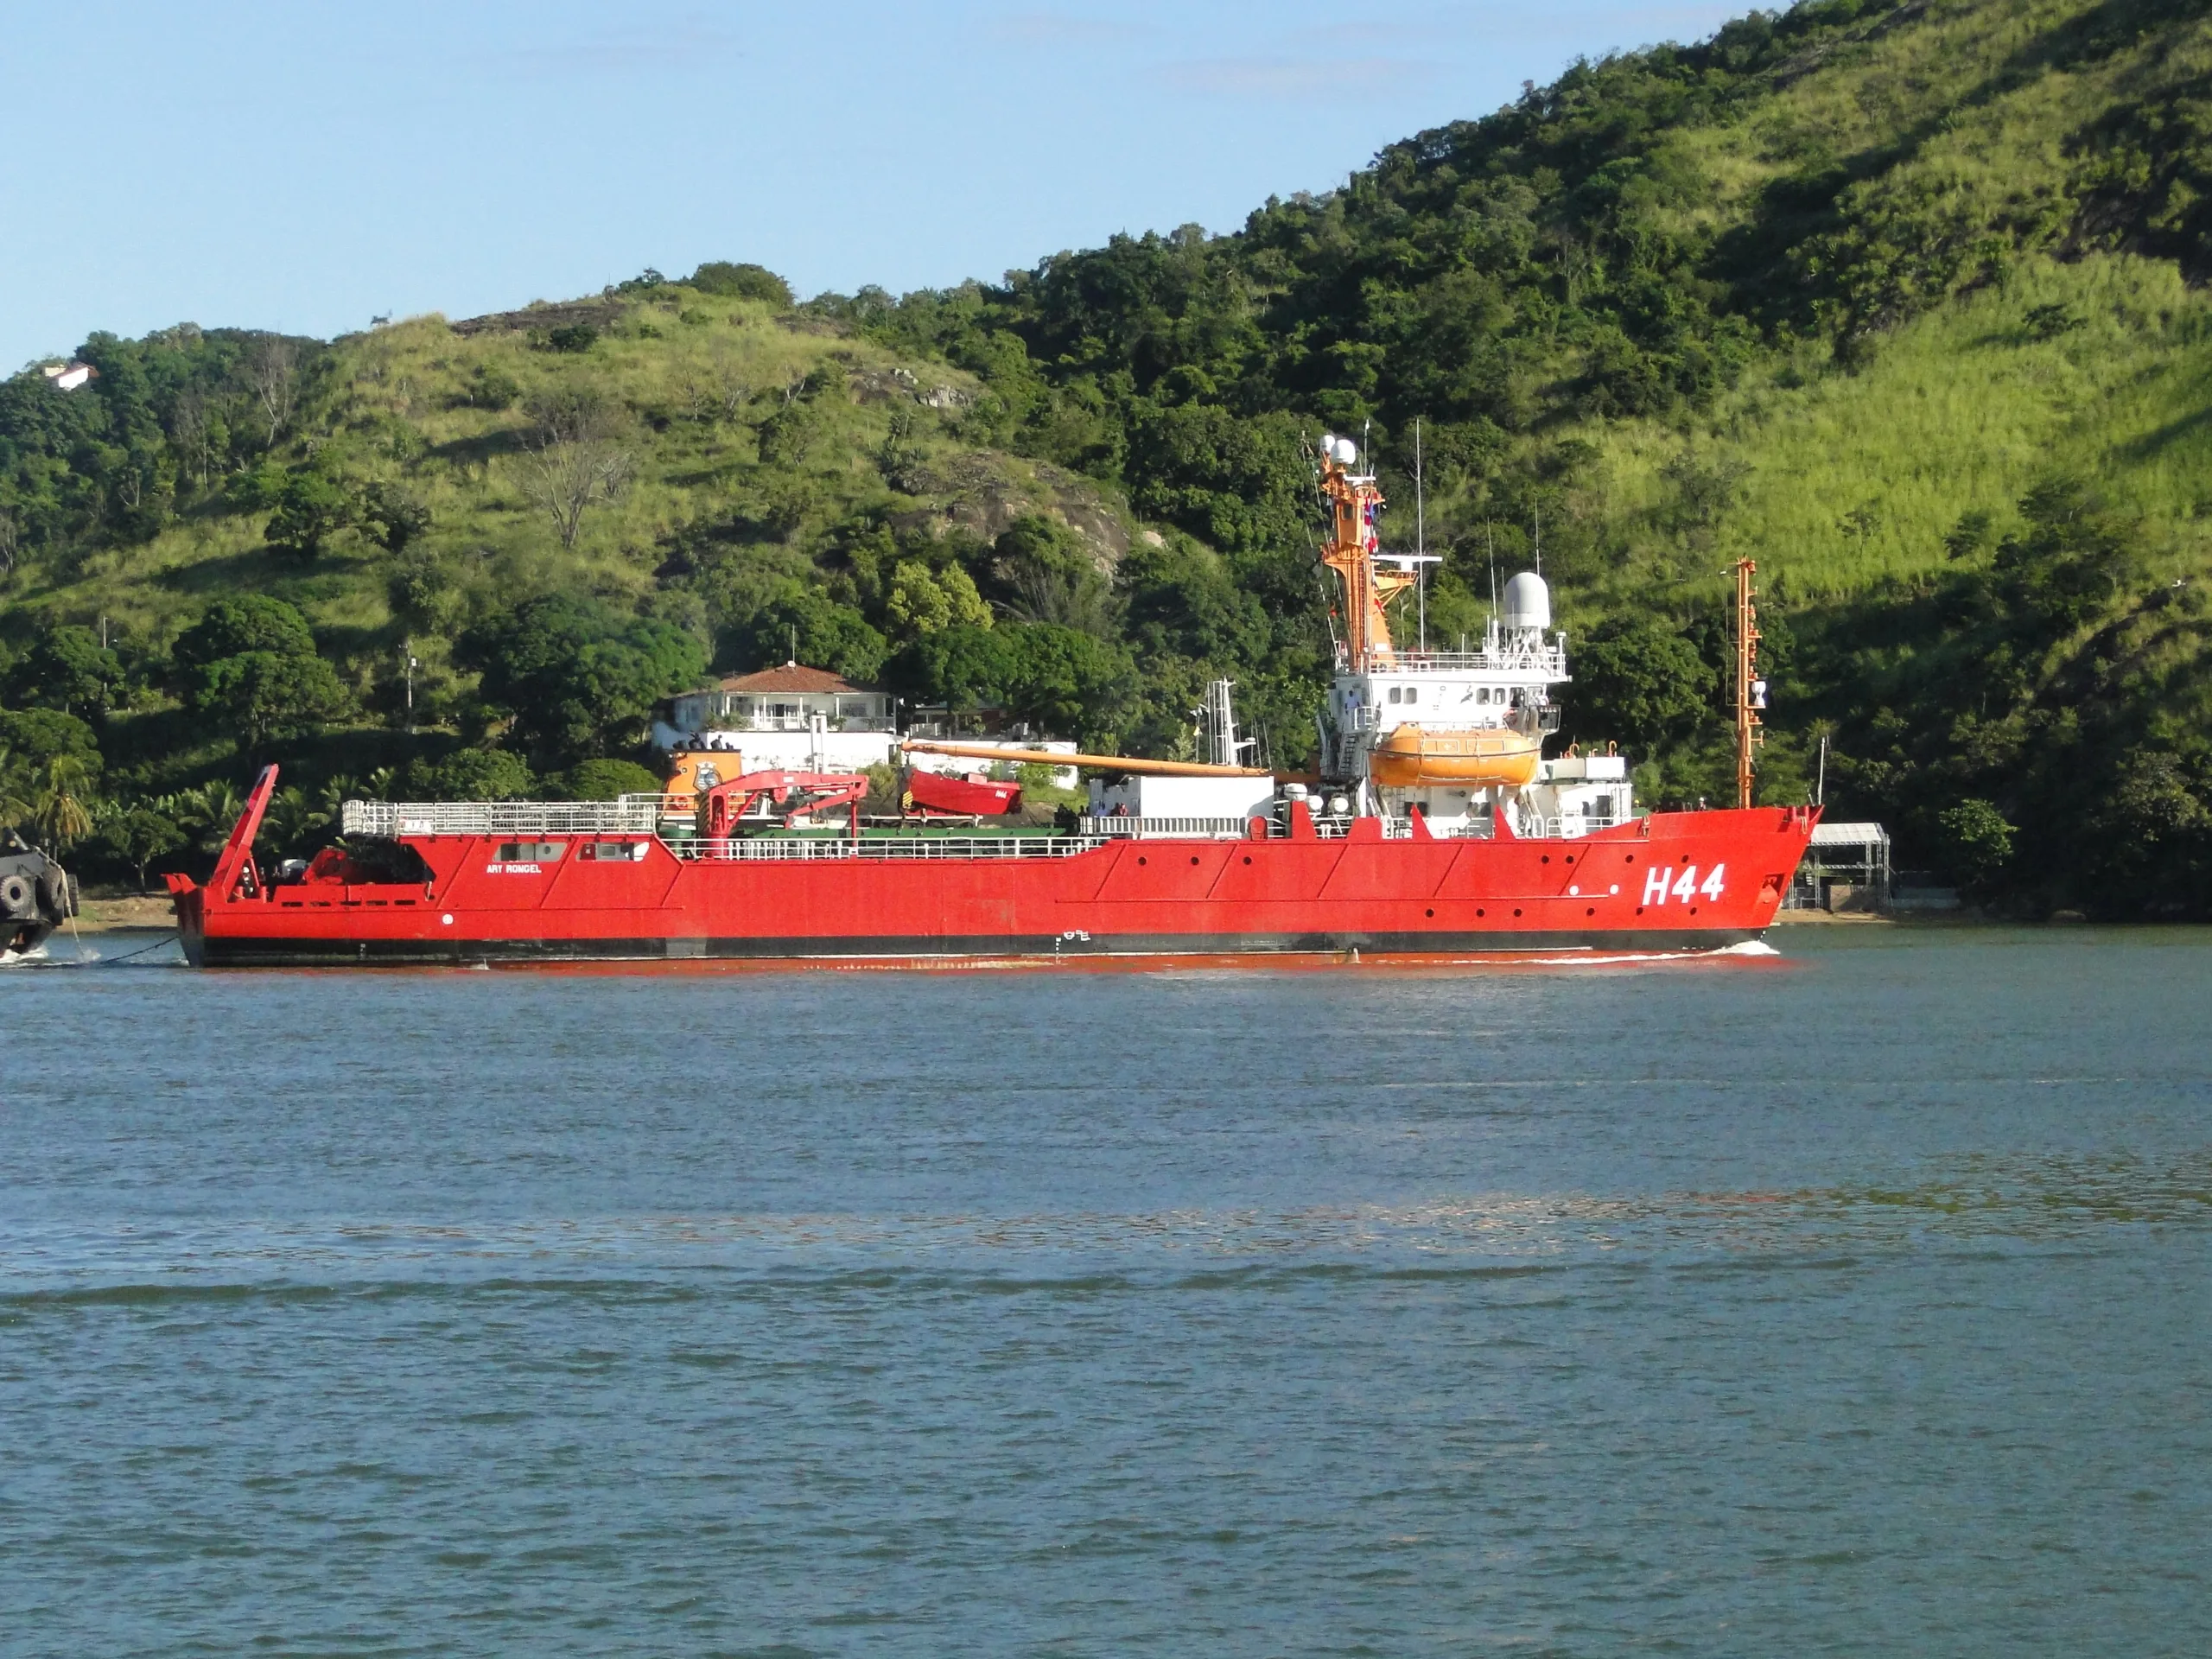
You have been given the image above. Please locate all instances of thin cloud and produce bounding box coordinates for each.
[487,16,746,79]
[1163,54,1433,101]
[992,11,1150,47]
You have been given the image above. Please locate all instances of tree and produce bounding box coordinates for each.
[99,804,185,887]
[734,588,887,682]
[891,625,1020,712]
[517,390,635,550]
[169,593,351,748]
[385,547,455,631]
[404,749,536,801]
[995,515,1114,635]
[885,560,992,637]
[168,391,219,488]
[458,594,706,767]
[0,708,100,773]
[999,623,1136,739]
[1991,478,2146,634]
[4,621,120,715]
[1120,537,1268,664]
[195,650,353,747]
[688,262,793,305]
[755,398,823,467]
[1937,798,2015,889]
[261,785,338,857]
[33,754,94,850]
[555,759,664,800]
[264,467,358,561]
[242,335,300,443]
[162,780,245,854]
[1566,618,1716,752]
[362,481,430,552]
[174,594,319,669]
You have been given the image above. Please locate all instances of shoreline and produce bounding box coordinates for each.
[73,895,181,934]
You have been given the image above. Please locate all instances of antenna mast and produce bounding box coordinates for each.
[1414,417,1426,653]
[1734,557,1764,810]
[1316,434,1414,669]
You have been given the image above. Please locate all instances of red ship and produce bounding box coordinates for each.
[168,435,1815,967]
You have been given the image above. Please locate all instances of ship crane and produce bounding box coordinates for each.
[697,768,870,839]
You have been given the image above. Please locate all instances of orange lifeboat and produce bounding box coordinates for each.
[1369,725,1542,789]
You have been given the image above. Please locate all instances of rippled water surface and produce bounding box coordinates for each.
[5,927,2210,1656]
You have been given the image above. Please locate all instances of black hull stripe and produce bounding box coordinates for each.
[194,929,1762,967]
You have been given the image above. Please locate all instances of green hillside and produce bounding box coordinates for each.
[7,0,2212,914]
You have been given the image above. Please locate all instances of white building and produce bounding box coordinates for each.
[41,362,97,391]
[653,664,1077,783]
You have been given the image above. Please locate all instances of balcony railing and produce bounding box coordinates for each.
[676,716,898,734]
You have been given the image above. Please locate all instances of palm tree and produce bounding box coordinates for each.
[165,782,245,853]
[262,785,336,858]
[33,756,93,851]
[0,744,32,832]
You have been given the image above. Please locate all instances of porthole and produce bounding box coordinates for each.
[1425,907,1435,918]
[1513,907,1522,918]
[1190,855,1201,866]
[1540,855,1550,864]
[1137,855,1147,866]
[1242,855,1252,866]
[1477,908,1485,918]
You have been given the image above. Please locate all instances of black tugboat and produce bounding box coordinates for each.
[1,832,76,959]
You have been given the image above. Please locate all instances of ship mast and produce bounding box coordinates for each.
[1317,437,1416,670]
[1734,556,1764,810]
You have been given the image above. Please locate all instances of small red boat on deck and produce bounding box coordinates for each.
[166,434,1816,967]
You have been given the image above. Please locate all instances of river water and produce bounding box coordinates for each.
[3,927,2209,1656]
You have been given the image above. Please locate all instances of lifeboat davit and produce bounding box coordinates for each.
[1369,725,1542,789]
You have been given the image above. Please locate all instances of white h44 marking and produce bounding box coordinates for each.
[1642,864,1726,905]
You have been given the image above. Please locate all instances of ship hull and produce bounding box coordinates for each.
[180,805,1815,968]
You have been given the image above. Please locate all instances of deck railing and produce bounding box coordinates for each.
[1078,816,1258,840]
[342,798,663,837]
[674,836,1104,861]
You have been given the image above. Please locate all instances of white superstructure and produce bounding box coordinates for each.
[1313,435,1630,839]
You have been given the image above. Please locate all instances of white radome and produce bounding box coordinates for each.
[1502,570,1551,630]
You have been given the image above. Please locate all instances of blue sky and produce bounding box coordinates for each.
[3,2,1739,370]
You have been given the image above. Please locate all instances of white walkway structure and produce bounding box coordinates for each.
[653,664,1076,783]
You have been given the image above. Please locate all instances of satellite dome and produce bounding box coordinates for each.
[1502,570,1551,630]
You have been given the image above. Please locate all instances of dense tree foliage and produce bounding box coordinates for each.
[457,596,706,769]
